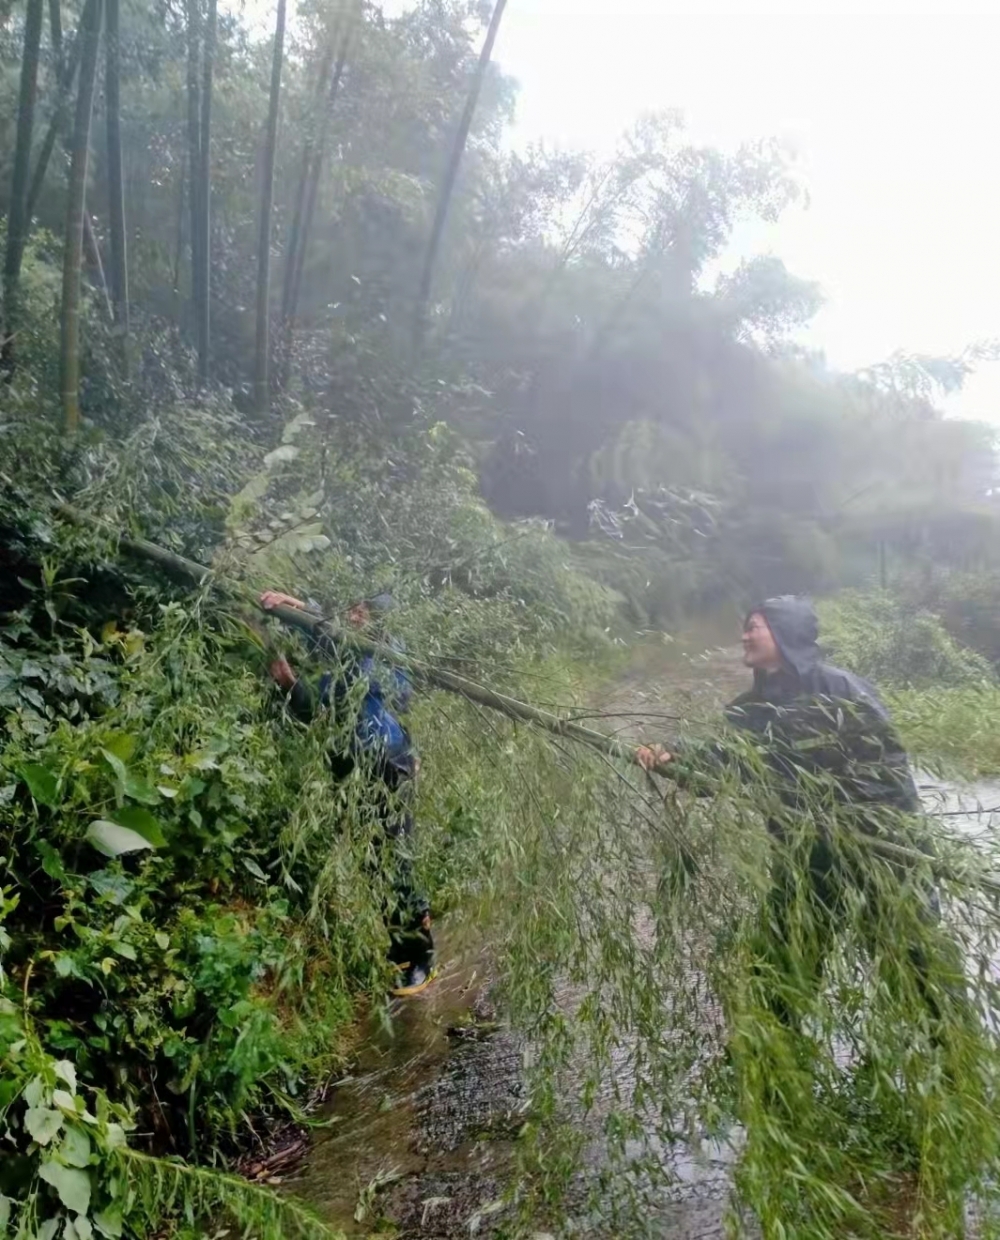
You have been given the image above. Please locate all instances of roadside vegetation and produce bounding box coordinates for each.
[2,0,999,1235]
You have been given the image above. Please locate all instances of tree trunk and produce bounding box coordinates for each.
[172,170,185,319]
[104,0,129,356]
[1,0,45,374]
[277,22,352,392]
[185,0,202,352]
[25,0,83,222]
[195,0,216,382]
[48,0,62,73]
[279,40,334,330]
[25,0,111,326]
[411,0,508,349]
[254,0,288,416]
[60,0,103,432]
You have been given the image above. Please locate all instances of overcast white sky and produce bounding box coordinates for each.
[486,0,1000,423]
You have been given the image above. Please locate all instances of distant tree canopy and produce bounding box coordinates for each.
[0,0,997,618]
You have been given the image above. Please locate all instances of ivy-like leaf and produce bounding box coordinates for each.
[38,1161,91,1215]
[53,1060,78,1094]
[25,1105,64,1145]
[60,1124,92,1168]
[93,1207,123,1239]
[123,774,160,806]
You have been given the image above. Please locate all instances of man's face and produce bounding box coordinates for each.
[742,612,782,671]
[346,602,370,629]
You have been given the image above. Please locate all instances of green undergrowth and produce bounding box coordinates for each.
[818,589,994,690]
[889,685,1000,781]
[5,400,1000,1240]
[818,588,1000,779]
[0,421,623,1239]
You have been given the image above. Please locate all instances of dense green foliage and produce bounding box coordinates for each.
[3,0,1000,1237]
[818,590,995,690]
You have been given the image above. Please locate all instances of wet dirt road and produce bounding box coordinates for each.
[288,635,749,1237]
[287,635,1000,1237]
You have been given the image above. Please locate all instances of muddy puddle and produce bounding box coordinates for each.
[287,926,533,1236]
[288,640,1000,1238]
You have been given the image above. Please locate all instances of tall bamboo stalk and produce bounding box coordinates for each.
[1,0,45,374]
[104,0,130,354]
[253,0,288,415]
[412,0,508,349]
[195,0,216,382]
[47,0,62,72]
[185,0,203,357]
[59,0,103,431]
[277,22,352,391]
[26,0,83,222]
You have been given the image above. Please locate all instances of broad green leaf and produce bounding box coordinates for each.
[55,953,85,979]
[24,1076,44,1108]
[0,1195,10,1230]
[93,1208,123,1239]
[263,443,299,468]
[123,775,160,806]
[25,1106,64,1145]
[53,1060,77,1093]
[60,1124,92,1168]
[19,764,60,808]
[101,748,128,788]
[242,857,267,881]
[52,1089,78,1112]
[110,807,166,848]
[85,822,156,858]
[38,1161,91,1215]
[102,734,136,763]
[38,1218,59,1240]
[75,1214,94,1240]
[103,1123,126,1150]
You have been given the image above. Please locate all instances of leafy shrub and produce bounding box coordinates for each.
[905,568,1000,671]
[889,684,1000,778]
[817,589,995,689]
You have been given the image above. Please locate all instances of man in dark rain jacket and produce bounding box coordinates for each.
[638,596,943,1025]
[260,589,435,997]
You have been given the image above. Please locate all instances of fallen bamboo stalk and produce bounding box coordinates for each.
[54,501,1000,897]
[55,502,629,759]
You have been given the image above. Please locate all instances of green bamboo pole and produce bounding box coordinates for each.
[59,0,103,431]
[54,502,627,758]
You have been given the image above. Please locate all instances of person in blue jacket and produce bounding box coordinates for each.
[260,588,434,996]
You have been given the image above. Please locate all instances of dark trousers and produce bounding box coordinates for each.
[337,753,432,967]
[756,833,959,1033]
